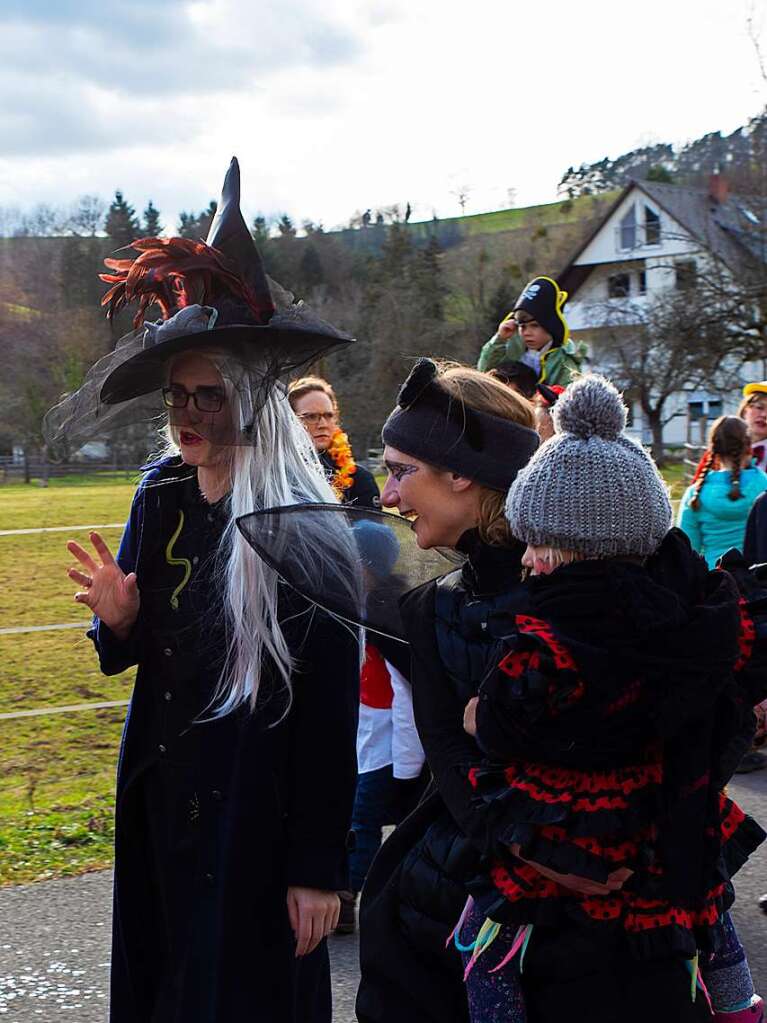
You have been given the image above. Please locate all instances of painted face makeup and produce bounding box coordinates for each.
[380,445,478,550]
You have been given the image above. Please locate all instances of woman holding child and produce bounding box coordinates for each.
[243,355,764,1023]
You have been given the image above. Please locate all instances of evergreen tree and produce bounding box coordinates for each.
[251,216,270,247]
[178,200,217,239]
[298,243,324,293]
[197,201,217,238]
[105,191,139,248]
[142,200,163,236]
[277,214,296,238]
[415,235,446,320]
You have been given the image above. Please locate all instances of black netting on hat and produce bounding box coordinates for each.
[43,157,354,451]
[236,505,461,641]
[43,284,352,449]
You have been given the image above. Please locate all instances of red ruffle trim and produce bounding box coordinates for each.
[734,597,755,672]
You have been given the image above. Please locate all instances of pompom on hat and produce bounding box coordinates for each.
[505,374,672,559]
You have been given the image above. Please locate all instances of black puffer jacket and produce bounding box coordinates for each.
[356,532,527,1023]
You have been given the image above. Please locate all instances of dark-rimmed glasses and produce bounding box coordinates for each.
[298,411,337,425]
[162,385,225,413]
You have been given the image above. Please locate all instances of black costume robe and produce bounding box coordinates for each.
[91,458,359,1023]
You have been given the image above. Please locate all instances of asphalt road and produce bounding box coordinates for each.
[1,772,765,1022]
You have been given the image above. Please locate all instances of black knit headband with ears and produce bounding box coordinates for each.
[382,358,540,492]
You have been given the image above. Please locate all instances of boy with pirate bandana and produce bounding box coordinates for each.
[478,276,587,387]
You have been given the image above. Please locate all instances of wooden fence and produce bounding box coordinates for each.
[0,458,140,483]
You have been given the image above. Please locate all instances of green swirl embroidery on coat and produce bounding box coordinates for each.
[165,509,192,610]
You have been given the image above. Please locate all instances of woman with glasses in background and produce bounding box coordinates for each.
[288,376,380,508]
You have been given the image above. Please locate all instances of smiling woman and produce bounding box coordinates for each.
[380,361,537,548]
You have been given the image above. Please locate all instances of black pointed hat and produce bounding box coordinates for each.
[44,158,354,446]
[97,157,352,405]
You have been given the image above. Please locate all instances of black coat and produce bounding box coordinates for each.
[91,459,360,1023]
[319,451,380,509]
[356,534,528,1023]
[356,531,767,1021]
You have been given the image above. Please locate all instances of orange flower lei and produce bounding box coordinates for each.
[326,428,357,498]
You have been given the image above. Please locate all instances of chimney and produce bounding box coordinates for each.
[709,170,729,205]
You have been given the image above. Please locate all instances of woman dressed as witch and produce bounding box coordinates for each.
[46,159,360,1023]
[238,363,767,1023]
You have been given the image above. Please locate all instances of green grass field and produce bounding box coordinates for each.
[0,480,135,884]
[0,463,684,885]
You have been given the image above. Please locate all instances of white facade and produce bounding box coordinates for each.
[565,183,759,447]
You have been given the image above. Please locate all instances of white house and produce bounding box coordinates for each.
[558,176,766,446]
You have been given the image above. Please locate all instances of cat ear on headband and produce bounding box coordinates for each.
[396,358,484,452]
[397,358,439,408]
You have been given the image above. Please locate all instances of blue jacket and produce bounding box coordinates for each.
[677,466,767,568]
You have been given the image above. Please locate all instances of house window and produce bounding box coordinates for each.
[638,270,647,294]
[688,400,704,420]
[707,399,722,419]
[675,260,697,290]
[619,205,636,249]
[644,206,661,245]
[608,273,631,298]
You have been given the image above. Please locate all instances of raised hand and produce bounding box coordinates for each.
[67,531,140,640]
[497,316,518,341]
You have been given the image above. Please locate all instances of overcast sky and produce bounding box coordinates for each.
[1,0,765,231]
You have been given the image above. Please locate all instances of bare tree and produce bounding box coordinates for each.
[451,183,471,215]
[597,288,746,463]
[68,195,106,236]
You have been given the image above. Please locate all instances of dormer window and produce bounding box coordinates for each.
[619,205,636,249]
[644,206,661,245]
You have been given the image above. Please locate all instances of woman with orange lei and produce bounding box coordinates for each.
[288,377,380,508]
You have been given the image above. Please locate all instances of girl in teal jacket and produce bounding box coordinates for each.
[678,416,767,568]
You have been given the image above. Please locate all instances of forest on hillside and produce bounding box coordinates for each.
[1,108,766,458]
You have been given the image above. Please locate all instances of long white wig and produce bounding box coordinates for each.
[163,351,340,716]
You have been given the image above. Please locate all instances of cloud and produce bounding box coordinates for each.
[0,0,365,156]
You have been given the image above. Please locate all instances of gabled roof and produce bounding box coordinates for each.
[558,179,765,298]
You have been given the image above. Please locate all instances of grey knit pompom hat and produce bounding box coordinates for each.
[505,374,672,558]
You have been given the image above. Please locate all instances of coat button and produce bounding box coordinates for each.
[211,789,223,801]
[158,744,167,754]
[193,556,199,565]
[163,647,173,657]
[164,691,173,702]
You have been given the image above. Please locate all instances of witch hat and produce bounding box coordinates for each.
[96,156,352,405]
[43,158,354,446]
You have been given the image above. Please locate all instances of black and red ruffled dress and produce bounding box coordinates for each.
[468,535,766,960]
